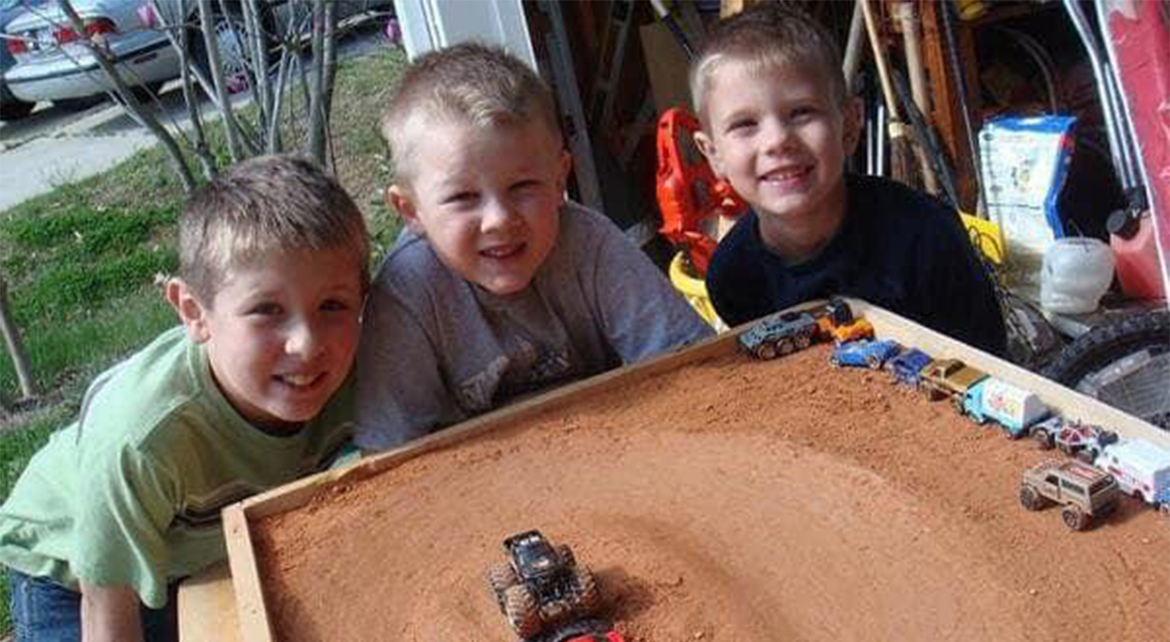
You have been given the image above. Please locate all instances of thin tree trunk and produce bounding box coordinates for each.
[0,278,35,401]
[58,0,196,192]
[307,0,336,166]
[152,0,217,179]
[197,0,244,162]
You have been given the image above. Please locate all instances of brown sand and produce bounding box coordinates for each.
[253,346,1169,642]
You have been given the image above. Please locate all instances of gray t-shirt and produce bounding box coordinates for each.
[354,202,713,451]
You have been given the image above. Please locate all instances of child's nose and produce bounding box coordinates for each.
[761,119,794,152]
[284,319,323,359]
[480,199,518,232]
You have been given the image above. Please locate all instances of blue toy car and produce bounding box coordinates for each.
[886,348,933,385]
[829,339,902,369]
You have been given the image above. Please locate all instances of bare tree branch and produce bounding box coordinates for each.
[197,0,243,162]
[57,0,195,191]
[0,277,35,401]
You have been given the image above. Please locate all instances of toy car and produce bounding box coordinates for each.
[958,377,1050,438]
[816,297,875,344]
[1030,417,1117,463]
[487,531,599,640]
[917,358,988,402]
[1096,438,1170,506]
[1019,459,1119,531]
[738,310,819,360]
[885,348,933,386]
[828,339,902,369]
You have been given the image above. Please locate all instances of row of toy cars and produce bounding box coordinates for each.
[738,300,1170,529]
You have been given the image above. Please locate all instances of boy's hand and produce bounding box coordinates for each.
[81,581,144,642]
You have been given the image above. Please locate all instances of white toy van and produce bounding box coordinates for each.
[1096,439,1170,505]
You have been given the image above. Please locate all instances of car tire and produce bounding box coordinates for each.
[556,544,575,568]
[486,562,517,609]
[188,8,270,96]
[1032,429,1054,450]
[0,97,35,121]
[795,333,812,350]
[503,584,541,639]
[1061,505,1089,531]
[1019,485,1044,511]
[1043,310,1169,429]
[572,565,599,614]
[755,344,777,360]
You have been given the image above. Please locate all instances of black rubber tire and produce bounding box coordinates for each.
[0,96,35,121]
[755,343,777,360]
[503,584,541,639]
[795,333,812,350]
[556,544,575,568]
[1019,485,1043,511]
[572,565,599,614]
[1043,310,1169,429]
[486,562,517,610]
[1061,505,1089,531]
[778,338,795,355]
[1032,429,1054,450]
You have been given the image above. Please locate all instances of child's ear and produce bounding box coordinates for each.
[693,129,725,179]
[841,96,864,157]
[386,184,424,235]
[165,279,212,344]
[556,149,573,194]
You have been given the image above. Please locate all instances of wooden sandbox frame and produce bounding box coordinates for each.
[197,300,1169,642]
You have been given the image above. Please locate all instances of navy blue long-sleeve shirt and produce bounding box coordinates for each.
[706,174,1007,356]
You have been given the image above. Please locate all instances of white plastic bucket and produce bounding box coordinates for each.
[1040,237,1115,314]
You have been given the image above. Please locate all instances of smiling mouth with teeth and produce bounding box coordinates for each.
[481,244,525,259]
[280,373,321,388]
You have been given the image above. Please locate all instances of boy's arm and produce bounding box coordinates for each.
[354,285,464,452]
[80,582,143,642]
[589,220,714,362]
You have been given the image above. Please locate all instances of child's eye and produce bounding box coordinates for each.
[248,302,282,316]
[511,179,541,192]
[441,191,479,206]
[320,298,352,313]
[727,118,756,132]
[790,107,819,122]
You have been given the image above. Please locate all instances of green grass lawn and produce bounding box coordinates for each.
[0,44,406,633]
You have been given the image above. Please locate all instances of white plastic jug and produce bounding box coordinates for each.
[1040,237,1115,314]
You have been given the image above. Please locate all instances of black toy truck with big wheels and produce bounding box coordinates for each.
[487,530,617,641]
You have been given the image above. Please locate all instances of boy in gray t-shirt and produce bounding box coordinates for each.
[355,43,713,452]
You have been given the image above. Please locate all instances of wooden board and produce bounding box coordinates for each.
[179,299,1167,642]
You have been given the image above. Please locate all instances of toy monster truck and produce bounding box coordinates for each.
[487,531,600,640]
[917,358,988,402]
[738,310,819,360]
[1019,459,1120,531]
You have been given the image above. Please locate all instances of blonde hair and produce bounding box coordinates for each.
[380,42,562,186]
[179,155,369,302]
[690,4,846,122]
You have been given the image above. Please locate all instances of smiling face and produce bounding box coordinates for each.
[169,246,365,431]
[695,60,860,253]
[388,115,571,296]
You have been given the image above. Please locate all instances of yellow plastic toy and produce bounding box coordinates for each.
[669,252,727,332]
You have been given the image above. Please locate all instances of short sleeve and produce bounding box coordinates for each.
[71,444,179,609]
[588,221,714,362]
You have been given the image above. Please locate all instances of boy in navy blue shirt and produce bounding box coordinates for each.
[692,4,1006,355]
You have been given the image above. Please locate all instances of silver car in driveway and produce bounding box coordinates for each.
[3,0,391,110]
[0,0,44,119]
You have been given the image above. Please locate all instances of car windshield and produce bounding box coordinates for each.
[1,0,40,12]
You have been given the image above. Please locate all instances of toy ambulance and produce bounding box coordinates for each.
[1095,438,1170,506]
[960,377,1050,438]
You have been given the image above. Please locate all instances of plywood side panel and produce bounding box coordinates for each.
[223,504,275,642]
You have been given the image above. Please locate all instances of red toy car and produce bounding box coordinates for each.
[539,618,625,642]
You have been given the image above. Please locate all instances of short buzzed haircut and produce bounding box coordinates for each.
[690,4,847,122]
[179,155,369,302]
[380,42,562,186]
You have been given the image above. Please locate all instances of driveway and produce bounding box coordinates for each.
[0,20,390,212]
